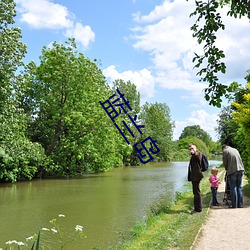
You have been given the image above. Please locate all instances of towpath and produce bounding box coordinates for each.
[192,173,250,250]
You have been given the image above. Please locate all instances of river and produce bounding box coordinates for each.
[0,160,222,249]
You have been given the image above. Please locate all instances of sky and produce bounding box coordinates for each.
[14,0,250,141]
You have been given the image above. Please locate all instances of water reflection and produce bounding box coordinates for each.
[0,160,221,249]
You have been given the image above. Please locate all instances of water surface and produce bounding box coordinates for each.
[0,160,221,249]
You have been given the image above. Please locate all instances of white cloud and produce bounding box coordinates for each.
[65,22,95,48]
[132,1,176,23]
[130,0,250,94]
[129,0,211,106]
[16,0,95,49]
[103,65,155,103]
[173,110,219,141]
[16,0,73,29]
[214,7,250,81]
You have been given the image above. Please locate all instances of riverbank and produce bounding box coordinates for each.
[112,168,250,250]
[111,169,222,249]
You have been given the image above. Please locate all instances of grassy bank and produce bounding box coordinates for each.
[111,169,225,250]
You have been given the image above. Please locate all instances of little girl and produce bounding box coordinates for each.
[209,168,220,206]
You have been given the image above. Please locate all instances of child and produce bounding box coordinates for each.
[209,168,220,206]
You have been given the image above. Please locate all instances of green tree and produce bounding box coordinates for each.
[24,39,126,175]
[0,0,27,109]
[189,0,250,107]
[179,125,212,146]
[140,102,174,162]
[178,136,209,156]
[230,80,250,176]
[216,73,250,150]
[112,79,141,117]
[214,72,249,176]
[0,0,47,182]
[111,79,141,165]
[209,141,222,155]
[216,106,239,147]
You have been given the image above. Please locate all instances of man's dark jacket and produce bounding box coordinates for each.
[188,150,204,182]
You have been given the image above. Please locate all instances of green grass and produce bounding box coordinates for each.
[243,177,250,197]
[111,170,225,250]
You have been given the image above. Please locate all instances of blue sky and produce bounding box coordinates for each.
[14,0,250,141]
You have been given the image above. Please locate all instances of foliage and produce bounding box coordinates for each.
[209,141,222,154]
[112,79,141,117]
[179,125,212,146]
[0,0,27,109]
[178,136,209,156]
[0,0,48,182]
[231,81,250,176]
[189,0,250,107]
[111,79,141,165]
[139,102,174,162]
[171,148,190,161]
[215,72,250,176]
[216,106,240,147]
[23,39,126,175]
[2,214,86,249]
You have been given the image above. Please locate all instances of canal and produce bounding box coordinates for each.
[0,160,221,249]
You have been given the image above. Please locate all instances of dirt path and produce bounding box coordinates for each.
[192,173,250,250]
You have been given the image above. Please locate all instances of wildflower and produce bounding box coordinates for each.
[42,227,50,231]
[75,225,83,232]
[5,240,25,246]
[51,228,58,233]
[26,236,34,241]
[6,240,17,245]
[17,242,25,246]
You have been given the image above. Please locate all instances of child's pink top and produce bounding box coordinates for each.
[209,175,219,188]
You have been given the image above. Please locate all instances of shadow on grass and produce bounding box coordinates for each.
[149,189,213,216]
[243,182,250,197]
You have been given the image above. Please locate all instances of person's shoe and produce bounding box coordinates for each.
[238,205,243,208]
[212,203,220,206]
[190,209,201,214]
[228,205,236,208]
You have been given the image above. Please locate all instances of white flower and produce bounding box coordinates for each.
[42,227,50,231]
[17,242,25,246]
[51,228,58,233]
[26,236,34,241]
[5,240,24,246]
[75,225,83,231]
[58,214,65,217]
[6,240,17,245]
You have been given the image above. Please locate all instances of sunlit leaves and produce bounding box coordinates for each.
[0,0,46,182]
[179,125,212,146]
[24,39,125,174]
[189,0,250,107]
[139,102,174,161]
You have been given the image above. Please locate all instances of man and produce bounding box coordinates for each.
[222,144,244,208]
[188,143,204,214]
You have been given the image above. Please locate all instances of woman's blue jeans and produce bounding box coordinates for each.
[228,170,244,208]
